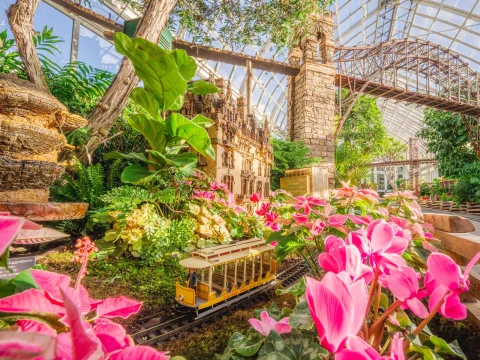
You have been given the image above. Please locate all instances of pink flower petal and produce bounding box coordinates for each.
[306,276,350,353]
[16,319,57,337]
[273,317,292,335]
[30,269,72,302]
[60,287,104,360]
[463,252,480,282]
[93,318,131,354]
[427,253,462,291]
[0,331,56,359]
[367,220,394,253]
[108,346,170,360]
[329,214,348,227]
[318,253,342,273]
[248,317,267,336]
[405,298,429,319]
[441,292,467,320]
[0,288,65,315]
[97,297,142,319]
[0,216,25,255]
[56,332,73,360]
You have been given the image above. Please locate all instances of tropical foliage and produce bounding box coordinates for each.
[335,93,407,186]
[270,139,322,191]
[104,32,218,183]
[220,186,476,359]
[0,216,183,360]
[172,0,334,48]
[418,109,480,204]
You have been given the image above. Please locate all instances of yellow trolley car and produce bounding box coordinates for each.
[175,238,277,314]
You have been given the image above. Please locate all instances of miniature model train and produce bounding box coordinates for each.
[175,238,277,314]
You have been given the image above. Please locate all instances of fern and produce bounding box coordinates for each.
[51,161,106,210]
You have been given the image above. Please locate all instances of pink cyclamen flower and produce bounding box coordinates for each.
[305,272,368,353]
[424,252,480,320]
[250,193,262,202]
[210,181,229,192]
[307,219,326,236]
[192,190,215,201]
[318,236,373,283]
[255,202,271,216]
[328,214,348,227]
[291,213,308,225]
[248,311,291,336]
[347,214,373,226]
[346,220,408,272]
[382,266,428,318]
[264,211,282,231]
[335,333,405,360]
[292,196,327,215]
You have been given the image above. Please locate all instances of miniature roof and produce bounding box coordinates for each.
[179,239,275,269]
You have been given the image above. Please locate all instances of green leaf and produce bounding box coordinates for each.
[120,165,155,184]
[379,293,389,309]
[429,336,466,359]
[289,301,314,330]
[130,88,161,121]
[171,48,197,81]
[114,33,187,111]
[149,151,197,173]
[232,329,264,357]
[192,114,216,128]
[276,277,306,297]
[0,251,9,270]
[164,113,215,159]
[128,114,166,152]
[104,151,159,168]
[188,79,220,95]
[11,270,39,293]
[407,342,435,360]
[258,331,327,360]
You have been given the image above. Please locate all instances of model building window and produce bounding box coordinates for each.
[256,180,263,194]
[198,154,208,166]
[243,158,252,172]
[223,175,234,192]
[222,151,229,168]
[249,179,255,195]
[264,181,269,197]
[225,129,235,142]
[241,177,248,195]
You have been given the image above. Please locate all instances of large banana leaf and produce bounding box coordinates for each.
[129,88,161,121]
[165,113,215,159]
[149,150,198,173]
[128,114,166,152]
[114,33,187,111]
[120,164,156,184]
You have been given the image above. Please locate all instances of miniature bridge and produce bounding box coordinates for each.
[334,39,480,139]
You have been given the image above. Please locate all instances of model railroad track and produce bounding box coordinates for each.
[131,258,312,346]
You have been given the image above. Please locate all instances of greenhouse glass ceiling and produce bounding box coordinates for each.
[2,0,480,144]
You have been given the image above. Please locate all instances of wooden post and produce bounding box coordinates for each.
[234,261,238,286]
[243,259,247,282]
[270,251,273,273]
[251,256,255,283]
[208,266,213,293]
[246,59,253,116]
[223,263,228,289]
[259,253,263,280]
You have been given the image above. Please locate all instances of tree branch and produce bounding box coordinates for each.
[8,0,50,93]
[77,0,178,163]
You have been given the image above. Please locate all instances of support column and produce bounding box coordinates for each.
[251,257,255,283]
[223,263,228,289]
[287,13,336,187]
[234,261,238,288]
[246,59,253,116]
[208,266,213,293]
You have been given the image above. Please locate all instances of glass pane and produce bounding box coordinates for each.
[78,26,122,72]
[35,1,73,66]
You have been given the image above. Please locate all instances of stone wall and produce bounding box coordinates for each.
[287,13,336,186]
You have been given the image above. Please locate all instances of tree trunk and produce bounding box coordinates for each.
[78,0,178,163]
[8,0,50,93]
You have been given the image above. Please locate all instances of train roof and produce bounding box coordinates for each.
[179,238,275,269]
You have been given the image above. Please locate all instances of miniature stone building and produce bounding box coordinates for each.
[180,78,273,204]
